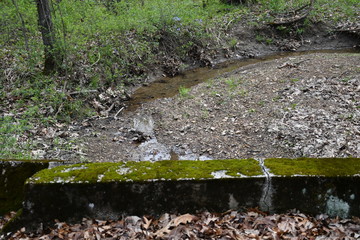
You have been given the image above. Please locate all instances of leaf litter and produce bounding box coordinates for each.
[2,210,360,239]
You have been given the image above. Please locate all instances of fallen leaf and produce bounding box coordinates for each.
[142,216,152,229]
[172,213,197,226]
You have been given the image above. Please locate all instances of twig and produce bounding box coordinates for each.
[91,52,101,67]
[225,19,234,31]
[54,102,63,118]
[100,103,115,117]
[69,90,98,95]
[114,107,124,119]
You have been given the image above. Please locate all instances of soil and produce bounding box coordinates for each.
[42,22,360,162]
[79,50,359,162]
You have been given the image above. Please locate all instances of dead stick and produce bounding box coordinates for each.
[114,107,124,119]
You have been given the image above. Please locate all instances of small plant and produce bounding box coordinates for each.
[258,101,265,106]
[256,34,266,42]
[255,34,273,45]
[296,27,305,35]
[265,38,273,44]
[290,103,298,110]
[179,86,191,98]
[225,78,238,90]
[228,38,238,50]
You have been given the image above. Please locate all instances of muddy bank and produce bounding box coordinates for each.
[80,51,359,162]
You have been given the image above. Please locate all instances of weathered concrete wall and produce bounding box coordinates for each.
[0,160,50,215]
[22,178,264,224]
[262,177,360,218]
[21,176,360,229]
[5,158,360,231]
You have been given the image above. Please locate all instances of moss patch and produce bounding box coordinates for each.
[265,158,360,176]
[27,159,263,184]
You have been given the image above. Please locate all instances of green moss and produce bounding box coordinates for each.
[265,158,360,176]
[28,159,263,184]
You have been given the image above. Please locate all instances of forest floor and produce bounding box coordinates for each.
[2,210,360,239]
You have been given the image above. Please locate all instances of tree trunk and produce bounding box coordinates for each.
[36,0,60,74]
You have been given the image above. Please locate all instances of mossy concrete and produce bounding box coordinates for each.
[0,159,50,215]
[27,159,263,184]
[4,158,360,232]
[264,157,360,176]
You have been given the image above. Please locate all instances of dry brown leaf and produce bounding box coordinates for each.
[172,213,197,226]
[142,216,152,230]
[153,224,172,238]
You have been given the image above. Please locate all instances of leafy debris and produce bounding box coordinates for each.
[2,210,360,239]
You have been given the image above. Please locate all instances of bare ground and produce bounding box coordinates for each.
[80,52,360,162]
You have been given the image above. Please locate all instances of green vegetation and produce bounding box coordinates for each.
[225,77,239,90]
[265,158,360,176]
[179,86,192,98]
[28,159,263,183]
[290,103,298,110]
[255,35,273,45]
